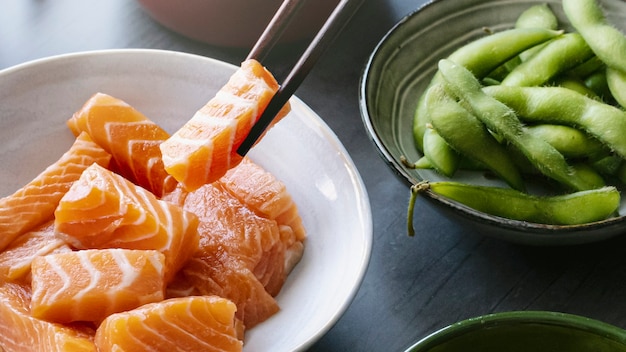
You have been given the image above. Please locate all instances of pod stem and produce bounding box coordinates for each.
[408,181,431,237]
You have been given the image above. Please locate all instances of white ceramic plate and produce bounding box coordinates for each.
[0,49,372,352]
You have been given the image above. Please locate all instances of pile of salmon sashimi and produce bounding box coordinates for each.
[0,59,306,352]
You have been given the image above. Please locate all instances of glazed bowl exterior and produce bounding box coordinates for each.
[136,0,336,47]
[404,311,626,352]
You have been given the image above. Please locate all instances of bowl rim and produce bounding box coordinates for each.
[404,310,626,352]
[358,0,626,244]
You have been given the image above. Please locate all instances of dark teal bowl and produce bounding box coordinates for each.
[405,311,626,352]
[359,0,626,246]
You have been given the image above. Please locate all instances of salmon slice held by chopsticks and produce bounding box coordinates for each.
[160,59,291,192]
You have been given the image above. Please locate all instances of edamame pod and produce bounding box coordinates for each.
[488,5,560,81]
[422,125,459,177]
[562,0,626,73]
[404,155,486,171]
[501,33,595,87]
[482,85,626,159]
[566,56,605,78]
[413,27,564,150]
[515,3,559,62]
[525,124,606,159]
[584,69,611,99]
[425,84,525,190]
[515,3,559,30]
[414,181,620,225]
[606,67,626,108]
[438,59,597,191]
[592,155,622,176]
[552,76,600,99]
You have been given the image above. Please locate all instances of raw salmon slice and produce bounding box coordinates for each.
[0,132,111,252]
[30,248,165,324]
[54,163,199,283]
[181,252,279,330]
[94,295,243,352]
[220,157,306,242]
[0,282,96,351]
[0,221,71,284]
[160,59,291,192]
[67,92,177,197]
[183,182,286,295]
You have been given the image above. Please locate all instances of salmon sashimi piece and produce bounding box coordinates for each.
[164,270,200,299]
[94,295,243,352]
[0,132,111,252]
[54,163,199,283]
[181,252,279,330]
[30,248,165,324]
[0,221,71,284]
[160,59,291,192]
[67,92,178,197]
[220,157,307,243]
[183,182,287,295]
[0,282,96,352]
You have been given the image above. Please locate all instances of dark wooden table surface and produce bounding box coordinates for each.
[3,1,626,351]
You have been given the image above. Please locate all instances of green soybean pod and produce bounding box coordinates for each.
[425,84,525,190]
[562,0,626,73]
[606,67,626,108]
[501,33,595,87]
[423,181,620,225]
[569,162,606,190]
[482,85,626,159]
[422,125,459,177]
[525,124,606,159]
[584,69,612,99]
[438,59,597,191]
[405,155,486,172]
[515,3,560,62]
[553,76,600,99]
[413,27,564,150]
[592,154,623,176]
[566,56,605,78]
[488,4,561,81]
[516,3,559,30]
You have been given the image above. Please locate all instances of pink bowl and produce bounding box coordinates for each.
[137,0,337,47]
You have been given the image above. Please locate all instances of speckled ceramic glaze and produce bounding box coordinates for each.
[360,0,626,245]
[404,311,626,352]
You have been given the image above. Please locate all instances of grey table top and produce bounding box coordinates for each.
[2,1,626,351]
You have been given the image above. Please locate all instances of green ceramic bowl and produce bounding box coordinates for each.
[404,311,626,352]
[359,0,626,245]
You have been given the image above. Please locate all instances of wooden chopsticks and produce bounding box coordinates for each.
[236,0,364,156]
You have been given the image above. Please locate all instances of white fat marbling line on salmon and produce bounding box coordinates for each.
[160,133,212,180]
[40,255,72,305]
[74,250,102,301]
[7,237,66,278]
[148,252,165,275]
[110,249,141,293]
